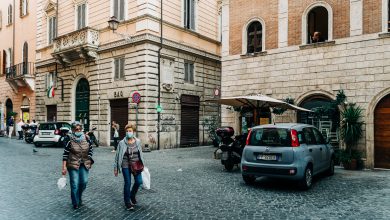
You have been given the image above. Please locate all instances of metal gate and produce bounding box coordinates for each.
[75,78,90,131]
[110,99,128,140]
[180,95,200,147]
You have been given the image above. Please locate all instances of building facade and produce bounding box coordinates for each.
[0,0,36,134]
[221,0,390,168]
[35,0,221,148]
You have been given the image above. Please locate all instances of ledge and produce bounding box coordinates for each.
[240,51,268,58]
[299,40,336,50]
[378,32,390,39]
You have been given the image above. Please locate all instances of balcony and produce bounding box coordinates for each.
[5,62,35,91]
[52,27,99,65]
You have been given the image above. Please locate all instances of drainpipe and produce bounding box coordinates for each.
[157,0,163,150]
[56,0,59,36]
[12,0,15,66]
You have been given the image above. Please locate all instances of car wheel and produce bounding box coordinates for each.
[242,174,256,185]
[327,158,335,176]
[34,143,42,147]
[224,162,234,171]
[300,166,313,190]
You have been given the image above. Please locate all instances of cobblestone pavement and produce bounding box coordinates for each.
[0,137,390,220]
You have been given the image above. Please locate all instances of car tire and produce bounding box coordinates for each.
[326,158,335,176]
[300,166,313,190]
[242,174,256,185]
[34,143,42,147]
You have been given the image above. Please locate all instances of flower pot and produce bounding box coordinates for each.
[343,159,357,170]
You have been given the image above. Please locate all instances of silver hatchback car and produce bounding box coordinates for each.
[241,123,335,189]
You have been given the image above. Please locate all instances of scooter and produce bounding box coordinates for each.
[216,126,248,171]
[86,127,99,147]
[58,126,71,148]
[24,124,37,144]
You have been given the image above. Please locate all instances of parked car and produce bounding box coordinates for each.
[33,122,71,147]
[241,123,335,189]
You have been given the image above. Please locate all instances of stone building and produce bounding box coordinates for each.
[0,0,36,134]
[221,0,390,168]
[35,0,221,148]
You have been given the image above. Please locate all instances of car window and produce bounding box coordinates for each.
[250,128,291,147]
[312,128,326,144]
[302,128,316,145]
[39,123,55,130]
[298,131,305,144]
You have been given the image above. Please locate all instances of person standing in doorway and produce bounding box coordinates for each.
[16,119,24,140]
[8,116,14,139]
[114,123,144,210]
[112,121,120,152]
[62,121,94,209]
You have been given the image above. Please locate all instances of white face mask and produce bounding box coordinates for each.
[126,132,134,139]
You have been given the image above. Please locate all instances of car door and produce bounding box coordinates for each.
[302,127,321,172]
[312,127,329,170]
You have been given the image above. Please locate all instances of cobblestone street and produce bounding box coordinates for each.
[0,137,389,220]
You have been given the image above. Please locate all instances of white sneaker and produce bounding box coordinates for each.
[111,150,116,153]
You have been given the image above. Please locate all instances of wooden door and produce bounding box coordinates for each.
[75,78,90,131]
[374,94,390,168]
[110,99,128,140]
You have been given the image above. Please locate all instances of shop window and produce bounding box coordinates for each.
[307,6,328,44]
[184,61,194,84]
[48,16,57,44]
[184,0,195,30]
[8,5,12,25]
[20,0,28,17]
[114,57,125,80]
[112,0,126,21]
[76,3,87,30]
[247,21,263,53]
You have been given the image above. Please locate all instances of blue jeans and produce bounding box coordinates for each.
[68,164,89,206]
[122,168,143,205]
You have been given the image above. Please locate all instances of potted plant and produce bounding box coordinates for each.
[339,103,364,170]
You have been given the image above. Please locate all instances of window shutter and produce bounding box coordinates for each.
[184,63,188,82]
[48,18,52,44]
[114,0,119,18]
[190,63,194,83]
[53,17,57,38]
[82,4,86,28]
[77,5,81,29]
[114,59,119,79]
[190,0,195,30]
[184,0,188,28]
[119,0,125,20]
[120,58,125,78]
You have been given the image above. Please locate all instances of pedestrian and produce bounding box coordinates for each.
[16,119,24,140]
[8,116,14,139]
[29,119,37,126]
[311,31,325,43]
[62,121,94,210]
[112,121,120,152]
[114,123,144,211]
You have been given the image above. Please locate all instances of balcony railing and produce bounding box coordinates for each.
[53,27,99,54]
[5,62,35,79]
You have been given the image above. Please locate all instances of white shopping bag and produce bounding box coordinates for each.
[142,167,151,190]
[57,176,67,190]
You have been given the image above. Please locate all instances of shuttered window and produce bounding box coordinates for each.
[113,0,125,21]
[184,62,194,84]
[184,0,195,30]
[20,0,28,17]
[77,3,86,30]
[114,57,125,80]
[8,5,12,25]
[45,72,56,90]
[48,16,57,44]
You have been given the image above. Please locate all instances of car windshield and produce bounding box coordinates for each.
[249,128,291,147]
[39,123,56,130]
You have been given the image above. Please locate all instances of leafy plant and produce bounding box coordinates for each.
[272,97,294,115]
[340,103,364,155]
[7,111,17,117]
[336,149,362,164]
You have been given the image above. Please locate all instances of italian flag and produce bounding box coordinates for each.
[47,86,55,98]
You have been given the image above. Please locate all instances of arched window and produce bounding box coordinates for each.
[307,7,328,43]
[22,42,28,74]
[247,21,263,53]
[8,5,12,25]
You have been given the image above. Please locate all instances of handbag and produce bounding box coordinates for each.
[130,160,144,173]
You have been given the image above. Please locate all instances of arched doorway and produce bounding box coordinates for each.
[298,95,339,141]
[75,78,90,131]
[5,99,13,125]
[374,94,390,168]
[21,97,30,122]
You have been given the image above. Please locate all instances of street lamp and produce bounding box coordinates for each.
[108,16,119,32]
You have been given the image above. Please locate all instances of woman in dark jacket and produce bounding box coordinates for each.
[114,123,144,210]
[62,121,93,209]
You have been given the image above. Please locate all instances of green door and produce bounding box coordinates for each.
[75,78,90,131]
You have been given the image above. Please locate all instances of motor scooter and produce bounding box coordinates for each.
[86,127,99,147]
[216,127,247,171]
[24,124,37,144]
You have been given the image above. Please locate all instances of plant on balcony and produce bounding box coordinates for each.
[272,97,295,115]
[339,103,364,170]
[7,111,17,117]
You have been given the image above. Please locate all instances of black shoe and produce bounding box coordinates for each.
[79,199,83,206]
[125,203,134,211]
[130,196,137,205]
[73,205,79,210]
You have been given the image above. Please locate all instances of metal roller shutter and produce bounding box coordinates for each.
[110,99,128,140]
[180,95,200,147]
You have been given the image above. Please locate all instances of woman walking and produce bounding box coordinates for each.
[114,123,144,210]
[62,121,94,209]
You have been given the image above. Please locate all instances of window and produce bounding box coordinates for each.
[307,7,328,43]
[388,0,390,32]
[8,5,12,25]
[184,0,195,30]
[46,72,57,91]
[247,21,263,53]
[184,62,194,84]
[312,128,326,144]
[112,0,125,21]
[48,16,57,44]
[249,128,291,146]
[22,42,28,74]
[76,3,86,30]
[20,0,28,17]
[303,128,316,145]
[114,57,125,80]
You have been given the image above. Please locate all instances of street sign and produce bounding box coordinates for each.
[132,92,141,104]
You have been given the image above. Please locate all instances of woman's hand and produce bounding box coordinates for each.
[62,166,67,175]
[114,169,118,177]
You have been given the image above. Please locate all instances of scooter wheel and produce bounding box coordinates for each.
[224,163,234,171]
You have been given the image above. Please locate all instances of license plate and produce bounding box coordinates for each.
[42,132,51,135]
[257,154,277,161]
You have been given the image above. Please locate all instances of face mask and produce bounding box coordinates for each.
[126,132,134,139]
[74,132,83,137]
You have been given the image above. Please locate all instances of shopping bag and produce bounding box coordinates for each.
[141,167,151,190]
[57,176,67,190]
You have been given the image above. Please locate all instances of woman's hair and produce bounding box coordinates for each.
[71,121,83,130]
[125,123,136,131]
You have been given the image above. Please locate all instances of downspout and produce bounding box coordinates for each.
[12,0,15,66]
[157,0,163,150]
[56,0,58,36]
